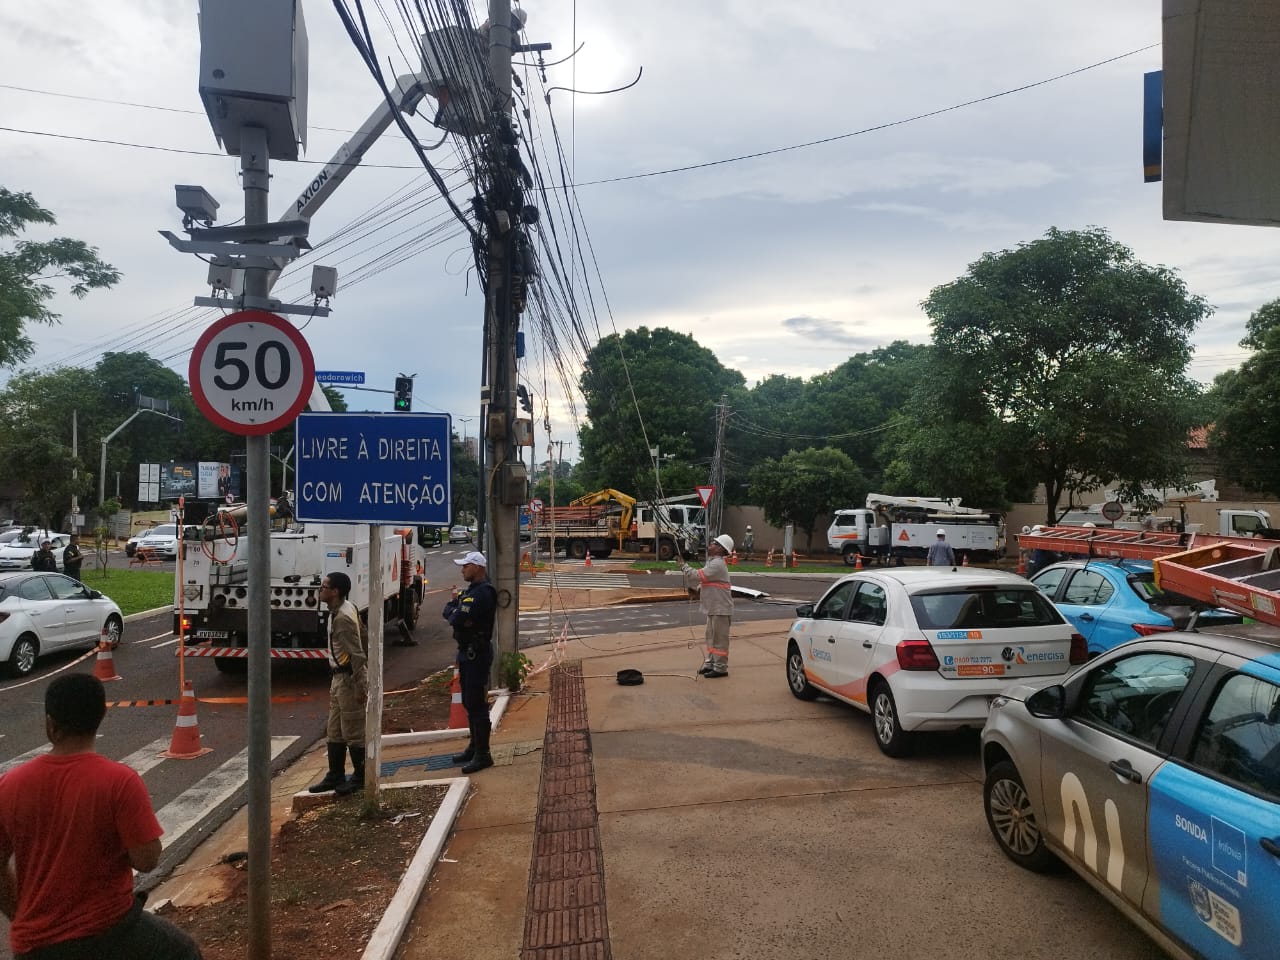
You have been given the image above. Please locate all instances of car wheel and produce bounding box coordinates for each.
[104,615,124,651]
[7,634,38,678]
[983,760,1057,872]
[786,643,818,700]
[869,679,912,757]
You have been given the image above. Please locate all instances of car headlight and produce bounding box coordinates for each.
[990,696,1009,710]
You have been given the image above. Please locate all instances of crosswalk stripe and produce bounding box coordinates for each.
[1,736,208,777]
[533,573,631,588]
[153,736,297,843]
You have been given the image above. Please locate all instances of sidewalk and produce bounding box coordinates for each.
[154,617,1160,959]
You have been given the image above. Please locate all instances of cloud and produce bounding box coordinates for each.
[781,315,881,349]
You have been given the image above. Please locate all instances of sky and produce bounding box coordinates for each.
[2,1,1279,465]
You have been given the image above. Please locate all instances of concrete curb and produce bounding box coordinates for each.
[379,692,511,747]
[361,777,470,960]
[126,604,173,623]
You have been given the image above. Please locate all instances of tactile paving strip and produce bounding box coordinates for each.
[521,661,612,959]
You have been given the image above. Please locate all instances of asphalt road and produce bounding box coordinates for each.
[0,548,832,958]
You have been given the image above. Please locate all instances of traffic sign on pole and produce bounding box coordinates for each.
[294,413,452,525]
[529,498,544,513]
[695,485,715,507]
[189,310,315,436]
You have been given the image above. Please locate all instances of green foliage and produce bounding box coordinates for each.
[498,650,532,691]
[1208,298,1280,495]
[577,327,744,496]
[748,447,868,542]
[0,187,121,368]
[81,569,173,616]
[920,226,1208,524]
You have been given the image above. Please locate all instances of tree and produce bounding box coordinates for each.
[0,188,121,368]
[1207,298,1280,495]
[748,447,868,547]
[921,227,1209,524]
[576,327,744,496]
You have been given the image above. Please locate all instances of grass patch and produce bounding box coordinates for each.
[81,569,173,616]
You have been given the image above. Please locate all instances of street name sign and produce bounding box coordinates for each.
[190,310,315,436]
[315,370,366,385]
[294,412,452,525]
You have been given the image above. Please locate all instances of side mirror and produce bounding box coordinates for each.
[1026,685,1066,719]
[86,589,103,599]
[795,602,815,618]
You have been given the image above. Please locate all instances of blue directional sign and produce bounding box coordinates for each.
[314,370,366,385]
[295,413,451,525]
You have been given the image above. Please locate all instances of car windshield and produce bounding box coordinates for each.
[148,525,177,536]
[0,530,25,544]
[910,587,1063,629]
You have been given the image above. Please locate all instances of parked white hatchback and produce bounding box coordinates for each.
[0,571,124,677]
[786,567,1087,756]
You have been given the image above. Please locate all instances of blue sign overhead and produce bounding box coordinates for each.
[294,413,452,525]
[314,370,366,385]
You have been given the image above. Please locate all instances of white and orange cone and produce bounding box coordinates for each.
[448,668,469,729]
[161,680,213,759]
[92,629,122,682]
[584,549,592,568]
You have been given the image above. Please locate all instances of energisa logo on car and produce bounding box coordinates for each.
[1001,646,1066,663]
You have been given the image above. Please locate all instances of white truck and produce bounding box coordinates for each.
[827,494,1004,566]
[174,519,424,673]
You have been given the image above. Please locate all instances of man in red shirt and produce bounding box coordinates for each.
[0,673,202,959]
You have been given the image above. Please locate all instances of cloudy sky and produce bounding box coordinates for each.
[2,1,1278,461]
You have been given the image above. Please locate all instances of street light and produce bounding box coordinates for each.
[458,417,474,445]
[649,445,674,493]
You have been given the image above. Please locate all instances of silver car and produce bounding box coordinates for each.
[981,628,1280,960]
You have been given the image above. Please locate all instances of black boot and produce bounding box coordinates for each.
[451,722,476,766]
[309,742,348,793]
[461,723,493,774]
[336,745,366,796]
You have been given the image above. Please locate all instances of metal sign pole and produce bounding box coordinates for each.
[240,124,273,960]
[364,525,384,806]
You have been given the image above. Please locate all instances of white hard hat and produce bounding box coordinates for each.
[1020,525,1031,535]
[1030,524,1044,533]
[1082,521,1096,529]
[714,534,735,554]
[936,529,946,537]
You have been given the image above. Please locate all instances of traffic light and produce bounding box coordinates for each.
[394,376,413,412]
[517,384,532,414]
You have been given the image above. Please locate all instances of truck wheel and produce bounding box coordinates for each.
[568,540,587,560]
[657,539,675,562]
[843,547,860,566]
[214,657,247,674]
[403,591,420,629]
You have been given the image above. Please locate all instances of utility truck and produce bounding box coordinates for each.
[528,489,701,561]
[827,494,1004,565]
[174,506,424,673]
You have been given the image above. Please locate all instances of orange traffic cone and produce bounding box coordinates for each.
[584,549,592,568]
[448,668,468,729]
[729,550,738,566]
[92,629,121,682]
[961,554,969,566]
[765,548,774,567]
[854,552,863,571]
[1017,553,1027,576]
[162,680,212,759]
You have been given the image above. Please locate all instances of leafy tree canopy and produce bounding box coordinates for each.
[576,327,744,497]
[748,447,868,544]
[1208,298,1280,495]
[0,187,121,368]
[921,226,1208,524]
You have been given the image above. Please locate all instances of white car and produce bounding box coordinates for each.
[785,567,1087,756]
[0,571,124,677]
[0,531,68,571]
[136,524,181,559]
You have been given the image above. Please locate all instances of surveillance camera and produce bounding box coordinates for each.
[175,185,219,224]
[311,265,338,299]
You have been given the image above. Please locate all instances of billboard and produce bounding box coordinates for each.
[198,462,234,499]
[138,461,237,503]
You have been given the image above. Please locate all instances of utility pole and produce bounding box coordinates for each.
[484,0,523,687]
[71,410,79,530]
[709,397,729,540]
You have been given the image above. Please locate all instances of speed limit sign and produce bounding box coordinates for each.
[189,310,315,436]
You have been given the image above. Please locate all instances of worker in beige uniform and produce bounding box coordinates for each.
[309,571,369,795]
[681,534,735,678]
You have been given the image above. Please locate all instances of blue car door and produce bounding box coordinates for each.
[1145,656,1280,960]
[1056,568,1120,648]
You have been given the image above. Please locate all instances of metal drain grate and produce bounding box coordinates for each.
[521,661,612,959]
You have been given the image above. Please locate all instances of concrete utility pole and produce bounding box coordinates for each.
[484,0,523,686]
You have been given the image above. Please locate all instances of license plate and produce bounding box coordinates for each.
[194,629,229,639]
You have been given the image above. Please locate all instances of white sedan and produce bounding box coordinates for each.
[0,572,124,677]
[785,567,1087,756]
[135,524,181,559]
[0,531,68,571]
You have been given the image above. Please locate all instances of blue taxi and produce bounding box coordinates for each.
[981,627,1280,960]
